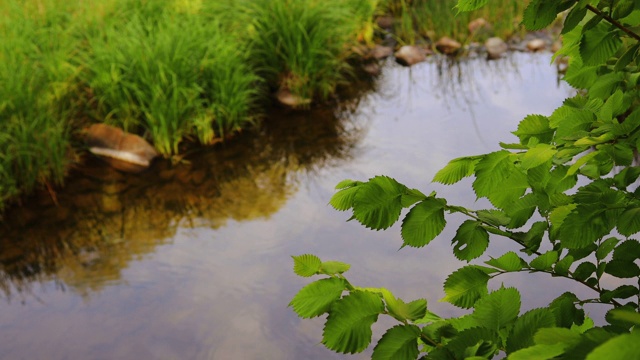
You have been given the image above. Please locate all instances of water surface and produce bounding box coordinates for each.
[1,53,597,359]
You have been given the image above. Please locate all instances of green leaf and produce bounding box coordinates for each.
[512,115,554,145]
[617,207,640,237]
[372,325,420,360]
[559,206,617,249]
[612,239,640,261]
[614,43,639,71]
[433,156,481,185]
[572,261,596,281]
[599,90,624,122]
[589,72,624,99]
[292,254,322,277]
[566,151,600,177]
[523,0,559,31]
[485,251,527,271]
[381,288,427,322]
[473,287,521,330]
[509,343,566,360]
[336,179,361,189]
[401,198,446,248]
[604,259,640,278]
[563,62,599,89]
[534,327,583,347]
[506,308,557,353]
[596,237,619,260]
[319,261,350,275]
[451,220,490,261]
[353,176,406,230]
[442,266,490,309]
[550,292,584,328]
[613,167,640,189]
[530,251,559,271]
[455,0,488,12]
[554,255,574,276]
[322,291,385,353]
[608,308,640,326]
[476,210,511,227]
[289,278,345,318]
[330,185,360,211]
[586,331,640,360]
[562,5,588,34]
[600,285,638,302]
[521,144,557,170]
[473,151,528,209]
[444,327,500,359]
[401,188,427,208]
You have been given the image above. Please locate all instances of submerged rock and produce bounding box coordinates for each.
[362,62,382,76]
[84,123,159,173]
[435,37,462,55]
[371,45,394,60]
[485,37,508,59]
[275,88,311,108]
[394,45,428,66]
[527,38,546,52]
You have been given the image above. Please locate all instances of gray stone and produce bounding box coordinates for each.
[485,37,508,59]
[394,45,427,66]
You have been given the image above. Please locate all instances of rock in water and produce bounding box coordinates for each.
[435,37,462,55]
[371,45,394,60]
[84,123,159,173]
[527,39,546,52]
[275,88,312,108]
[394,45,427,66]
[485,37,508,59]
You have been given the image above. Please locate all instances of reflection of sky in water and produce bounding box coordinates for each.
[1,53,606,359]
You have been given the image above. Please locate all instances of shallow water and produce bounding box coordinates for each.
[0,53,602,359]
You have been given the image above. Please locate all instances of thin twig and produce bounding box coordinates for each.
[586,4,640,42]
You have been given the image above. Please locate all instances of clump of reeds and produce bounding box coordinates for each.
[242,0,378,102]
[382,0,527,44]
[79,1,262,156]
[0,0,82,210]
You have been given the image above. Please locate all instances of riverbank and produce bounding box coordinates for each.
[0,0,534,214]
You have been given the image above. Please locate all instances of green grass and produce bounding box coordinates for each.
[383,0,527,44]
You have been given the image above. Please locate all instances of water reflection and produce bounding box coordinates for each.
[0,53,581,359]
[0,107,365,301]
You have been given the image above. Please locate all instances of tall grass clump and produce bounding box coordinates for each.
[80,1,261,156]
[243,0,377,102]
[383,0,527,44]
[0,1,82,210]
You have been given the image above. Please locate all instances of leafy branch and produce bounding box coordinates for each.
[291,0,640,358]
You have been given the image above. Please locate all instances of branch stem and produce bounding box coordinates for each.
[586,4,640,42]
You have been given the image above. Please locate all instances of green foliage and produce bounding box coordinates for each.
[292,0,640,358]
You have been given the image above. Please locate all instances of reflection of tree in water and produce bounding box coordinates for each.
[0,106,366,302]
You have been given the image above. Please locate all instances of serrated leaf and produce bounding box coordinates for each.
[509,343,567,360]
[523,0,559,31]
[512,115,554,145]
[534,327,583,347]
[473,151,528,209]
[371,325,420,360]
[558,206,617,249]
[550,292,583,328]
[322,291,385,353]
[289,277,345,318]
[599,90,624,122]
[521,144,557,170]
[572,261,596,281]
[608,308,640,326]
[486,251,527,271]
[444,327,500,359]
[585,331,640,360]
[600,285,638,302]
[292,254,322,277]
[441,266,490,309]
[381,288,427,322]
[506,308,557,353]
[554,255,574,276]
[612,239,640,261]
[401,188,427,207]
[604,259,640,278]
[617,207,640,237]
[589,72,624,100]
[563,5,588,34]
[563,61,599,89]
[330,185,360,211]
[476,210,511,227]
[432,156,480,185]
[451,220,490,261]
[335,179,361,189]
[401,198,446,248]
[614,43,639,71]
[455,0,488,12]
[596,237,619,260]
[567,151,600,176]
[320,261,350,275]
[530,251,559,270]
[353,176,406,230]
[473,287,521,330]
[613,167,640,189]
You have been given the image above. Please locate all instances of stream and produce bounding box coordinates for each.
[0,53,597,359]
